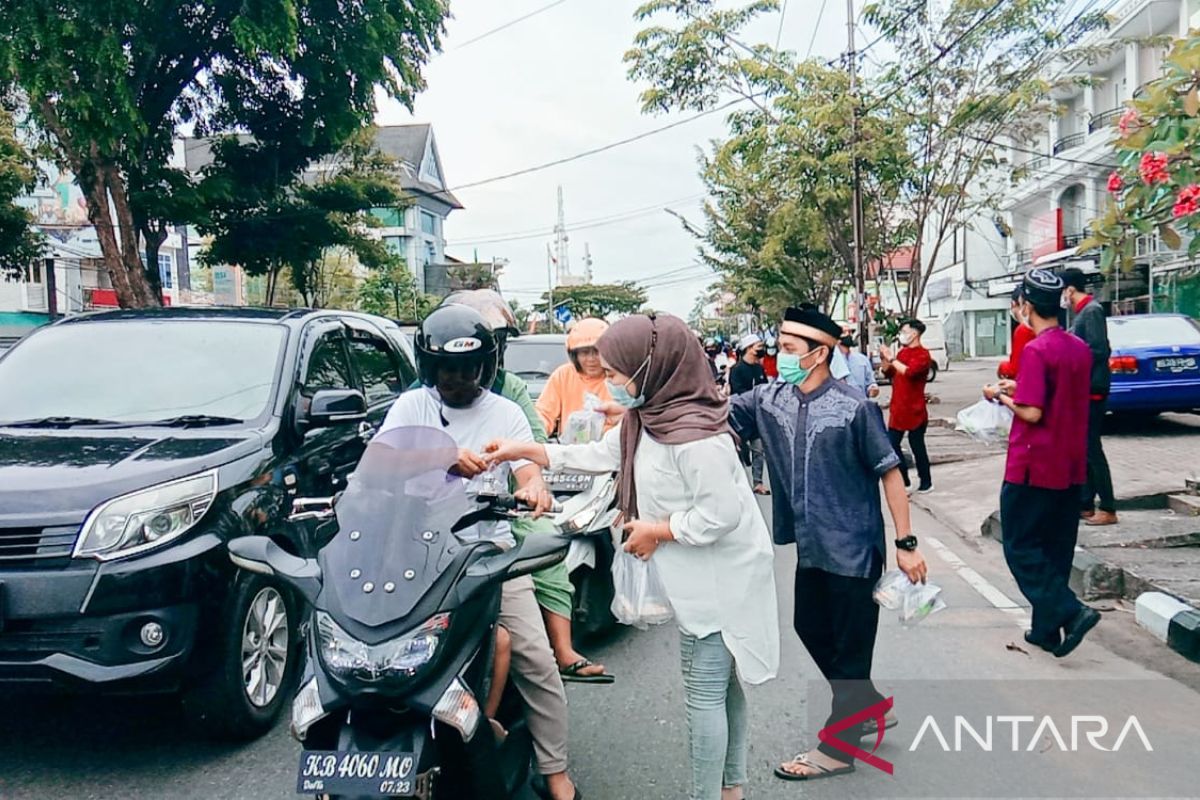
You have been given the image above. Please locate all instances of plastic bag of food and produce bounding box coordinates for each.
[610,548,674,630]
[955,398,1014,443]
[873,569,946,625]
[563,392,606,444]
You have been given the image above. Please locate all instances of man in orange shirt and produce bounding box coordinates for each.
[999,286,1036,380]
[536,318,614,439]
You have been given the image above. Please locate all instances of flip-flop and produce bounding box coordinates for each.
[774,754,856,782]
[531,774,583,800]
[860,714,899,738]
[559,658,615,684]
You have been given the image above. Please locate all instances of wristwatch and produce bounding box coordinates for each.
[894,535,919,552]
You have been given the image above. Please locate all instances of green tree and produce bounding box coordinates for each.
[0,106,43,278]
[1084,33,1200,271]
[199,127,409,306]
[0,0,447,308]
[538,282,648,319]
[358,259,439,321]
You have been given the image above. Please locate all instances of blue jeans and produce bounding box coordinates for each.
[680,632,749,800]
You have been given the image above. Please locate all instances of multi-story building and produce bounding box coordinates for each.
[182,123,461,299]
[924,0,1199,357]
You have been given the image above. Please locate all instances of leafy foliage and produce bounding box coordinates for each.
[0,0,448,307]
[538,282,648,318]
[358,259,439,321]
[0,106,43,279]
[1084,33,1200,268]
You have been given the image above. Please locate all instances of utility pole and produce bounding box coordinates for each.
[546,244,556,333]
[553,185,570,285]
[847,0,868,350]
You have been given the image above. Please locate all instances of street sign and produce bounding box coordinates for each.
[554,305,573,326]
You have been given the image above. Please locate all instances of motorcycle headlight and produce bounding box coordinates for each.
[75,471,217,560]
[316,611,450,687]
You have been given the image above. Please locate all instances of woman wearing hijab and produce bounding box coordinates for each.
[487,313,779,800]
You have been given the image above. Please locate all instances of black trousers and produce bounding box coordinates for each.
[793,564,885,760]
[1081,399,1116,514]
[1000,482,1084,641]
[888,424,931,488]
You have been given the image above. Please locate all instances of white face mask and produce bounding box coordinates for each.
[1060,292,1071,310]
[898,331,915,346]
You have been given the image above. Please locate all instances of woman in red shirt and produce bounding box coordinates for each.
[880,319,933,492]
[999,286,1035,380]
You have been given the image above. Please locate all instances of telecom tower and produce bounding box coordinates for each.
[553,186,570,284]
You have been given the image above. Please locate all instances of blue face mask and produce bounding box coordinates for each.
[777,349,822,386]
[607,354,651,409]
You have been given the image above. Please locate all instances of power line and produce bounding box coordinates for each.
[775,0,791,52]
[805,0,830,59]
[446,98,749,192]
[452,0,572,50]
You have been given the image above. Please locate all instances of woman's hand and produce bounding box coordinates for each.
[450,448,489,479]
[484,439,529,466]
[595,401,627,424]
[897,548,928,584]
[623,519,670,560]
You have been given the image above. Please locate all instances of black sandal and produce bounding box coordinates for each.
[559,658,615,684]
[532,774,583,800]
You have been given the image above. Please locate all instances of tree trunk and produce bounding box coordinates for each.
[103,165,160,307]
[142,222,167,299]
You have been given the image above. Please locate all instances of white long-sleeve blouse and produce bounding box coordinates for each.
[546,427,780,685]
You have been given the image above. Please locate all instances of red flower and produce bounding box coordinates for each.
[1174,185,1200,218]
[1118,108,1140,136]
[1107,171,1124,193]
[1179,184,1200,203]
[1140,152,1170,185]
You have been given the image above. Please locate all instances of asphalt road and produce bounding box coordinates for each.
[2,486,1198,799]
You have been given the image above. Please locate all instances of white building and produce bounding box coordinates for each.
[928,0,1197,356]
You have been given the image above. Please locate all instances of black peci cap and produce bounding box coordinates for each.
[1023,268,1064,307]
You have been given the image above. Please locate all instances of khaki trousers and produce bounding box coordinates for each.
[499,575,570,774]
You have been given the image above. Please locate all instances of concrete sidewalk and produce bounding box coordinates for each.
[911,411,1200,609]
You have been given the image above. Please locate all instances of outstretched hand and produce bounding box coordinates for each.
[450,448,489,479]
[484,439,525,466]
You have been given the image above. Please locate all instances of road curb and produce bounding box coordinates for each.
[1135,592,1200,663]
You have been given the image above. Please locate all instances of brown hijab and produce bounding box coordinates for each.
[597,314,730,520]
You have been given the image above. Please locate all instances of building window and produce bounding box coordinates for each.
[24,262,43,283]
[158,254,173,289]
[384,236,410,258]
[425,240,437,265]
[420,210,438,236]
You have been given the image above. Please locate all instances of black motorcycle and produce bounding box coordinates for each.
[227,425,571,800]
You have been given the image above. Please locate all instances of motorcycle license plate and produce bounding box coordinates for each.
[1155,356,1198,374]
[296,750,417,797]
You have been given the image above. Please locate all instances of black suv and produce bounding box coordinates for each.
[0,307,417,739]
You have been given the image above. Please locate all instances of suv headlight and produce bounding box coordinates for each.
[316,611,450,687]
[75,471,217,560]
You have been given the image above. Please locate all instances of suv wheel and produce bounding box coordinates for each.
[183,574,298,740]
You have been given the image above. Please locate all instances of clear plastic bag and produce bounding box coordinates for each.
[610,548,674,630]
[563,392,606,444]
[955,398,1014,443]
[873,569,946,625]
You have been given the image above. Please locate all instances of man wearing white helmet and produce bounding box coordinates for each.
[730,333,770,494]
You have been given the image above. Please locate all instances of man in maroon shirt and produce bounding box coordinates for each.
[983,269,1100,658]
[880,319,933,493]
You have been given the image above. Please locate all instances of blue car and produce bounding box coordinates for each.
[1106,313,1200,415]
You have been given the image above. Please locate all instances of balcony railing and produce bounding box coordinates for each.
[1024,155,1050,174]
[1053,132,1087,154]
[1089,108,1124,133]
[1062,233,1086,250]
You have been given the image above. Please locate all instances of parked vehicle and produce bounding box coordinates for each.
[546,469,620,641]
[504,334,568,400]
[227,425,572,800]
[1106,313,1200,415]
[0,307,419,739]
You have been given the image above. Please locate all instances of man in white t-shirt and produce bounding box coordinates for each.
[377,305,579,800]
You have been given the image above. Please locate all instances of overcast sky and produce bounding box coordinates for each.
[375,0,853,318]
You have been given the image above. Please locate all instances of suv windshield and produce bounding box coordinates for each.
[1108,316,1200,348]
[0,321,286,425]
[506,340,568,378]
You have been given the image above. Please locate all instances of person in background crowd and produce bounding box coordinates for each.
[838,335,879,398]
[439,294,612,686]
[999,285,1035,380]
[762,336,779,380]
[702,337,721,382]
[488,313,780,800]
[536,317,616,441]
[729,305,926,784]
[1060,267,1117,527]
[983,269,1100,658]
[729,333,770,495]
[880,319,933,493]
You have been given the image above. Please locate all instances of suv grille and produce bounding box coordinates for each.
[0,526,80,565]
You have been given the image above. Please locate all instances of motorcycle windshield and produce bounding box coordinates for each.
[322,425,475,628]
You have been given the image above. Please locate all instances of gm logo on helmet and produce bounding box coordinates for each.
[443,337,482,353]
